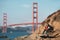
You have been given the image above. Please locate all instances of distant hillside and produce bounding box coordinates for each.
[0,25,37,33]
[0,26,33,33]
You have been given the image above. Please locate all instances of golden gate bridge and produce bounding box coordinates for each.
[1,2,42,33]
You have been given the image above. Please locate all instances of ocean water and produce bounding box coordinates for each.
[0,26,32,40]
[0,31,29,40]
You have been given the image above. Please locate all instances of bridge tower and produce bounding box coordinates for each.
[32,2,38,32]
[2,13,7,33]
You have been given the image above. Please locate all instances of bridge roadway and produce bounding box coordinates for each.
[0,22,41,27]
[9,22,41,26]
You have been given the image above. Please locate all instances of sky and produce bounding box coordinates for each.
[0,0,60,26]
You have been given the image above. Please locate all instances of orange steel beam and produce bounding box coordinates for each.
[36,3,38,30]
[32,2,34,32]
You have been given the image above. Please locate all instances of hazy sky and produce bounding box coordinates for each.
[0,0,60,26]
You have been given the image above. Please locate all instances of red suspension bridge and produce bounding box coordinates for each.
[1,2,41,33]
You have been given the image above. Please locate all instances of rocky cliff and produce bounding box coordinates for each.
[14,10,60,40]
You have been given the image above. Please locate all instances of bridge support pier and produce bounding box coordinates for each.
[32,2,38,33]
[2,13,7,33]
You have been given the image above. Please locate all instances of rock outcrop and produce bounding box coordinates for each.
[14,10,60,40]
